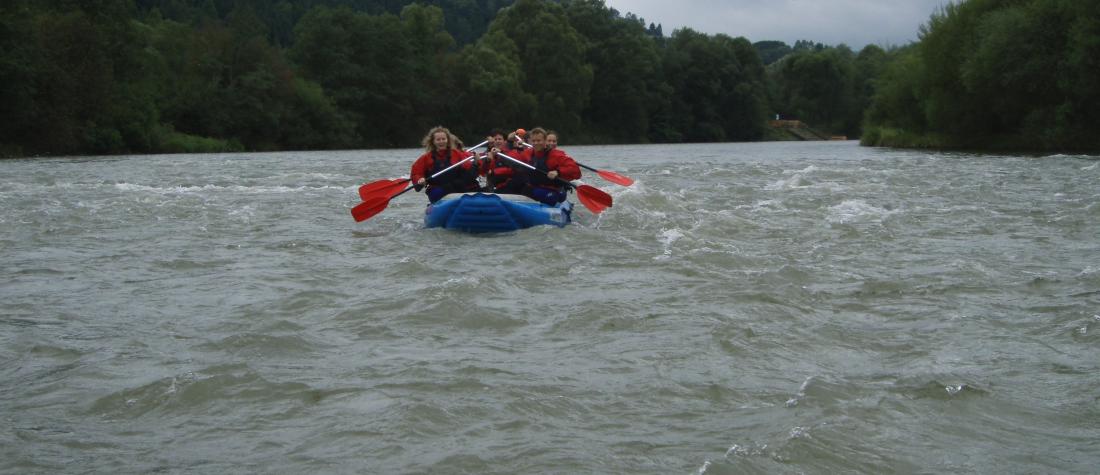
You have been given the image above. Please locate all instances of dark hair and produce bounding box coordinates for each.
[488,128,506,138]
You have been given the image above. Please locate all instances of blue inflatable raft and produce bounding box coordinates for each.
[424,192,572,233]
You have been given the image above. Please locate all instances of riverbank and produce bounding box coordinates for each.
[861,126,1100,153]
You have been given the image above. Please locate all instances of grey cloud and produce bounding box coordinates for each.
[604,0,950,48]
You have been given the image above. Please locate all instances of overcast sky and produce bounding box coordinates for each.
[603,0,951,49]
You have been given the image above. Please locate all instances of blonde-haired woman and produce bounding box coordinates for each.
[409,126,478,202]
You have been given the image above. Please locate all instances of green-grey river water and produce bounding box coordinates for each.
[2,141,1098,473]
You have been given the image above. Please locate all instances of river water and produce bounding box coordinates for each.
[2,141,1098,474]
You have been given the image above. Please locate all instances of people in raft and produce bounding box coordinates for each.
[410,126,480,203]
[482,128,526,194]
[545,130,560,150]
[489,127,581,205]
[410,125,579,204]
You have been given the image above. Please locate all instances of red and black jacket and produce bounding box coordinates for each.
[410,148,478,193]
[484,143,523,191]
[516,147,581,190]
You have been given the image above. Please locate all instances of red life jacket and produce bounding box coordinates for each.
[410,149,477,193]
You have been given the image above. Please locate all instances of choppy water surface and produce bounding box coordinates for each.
[2,141,1098,474]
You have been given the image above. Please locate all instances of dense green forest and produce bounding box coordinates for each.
[862,0,1100,151]
[2,0,1095,157]
[0,0,884,156]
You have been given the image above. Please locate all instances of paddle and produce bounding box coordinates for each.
[462,138,491,154]
[358,178,409,201]
[349,195,394,222]
[494,151,612,214]
[513,136,634,186]
[356,139,490,201]
[576,163,634,186]
[351,154,480,222]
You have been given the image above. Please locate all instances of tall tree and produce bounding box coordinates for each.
[18,0,162,155]
[291,6,417,146]
[400,3,459,133]
[0,0,40,155]
[754,40,791,65]
[853,44,888,122]
[449,33,535,140]
[864,0,1100,150]
[146,4,353,151]
[770,46,860,136]
[563,0,662,143]
[661,28,768,142]
[484,0,593,135]
[862,46,926,139]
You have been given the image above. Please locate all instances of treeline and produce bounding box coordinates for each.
[862,0,1100,151]
[1,0,893,157]
[766,40,888,139]
[0,0,522,155]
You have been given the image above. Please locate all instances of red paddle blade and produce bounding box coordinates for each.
[359,178,409,201]
[597,169,634,186]
[350,197,391,222]
[361,186,412,202]
[575,184,612,214]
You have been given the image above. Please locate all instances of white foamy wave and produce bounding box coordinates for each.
[2,181,107,194]
[114,183,349,195]
[1077,315,1100,335]
[737,199,786,213]
[788,426,811,439]
[765,174,810,190]
[295,172,356,181]
[685,240,743,257]
[443,275,478,286]
[606,180,642,199]
[695,460,711,474]
[725,443,768,458]
[655,228,685,260]
[782,165,819,175]
[227,205,256,223]
[785,376,813,407]
[700,167,738,177]
[826,200,897,224]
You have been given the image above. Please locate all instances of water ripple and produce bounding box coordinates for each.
[2,143,1098,473]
